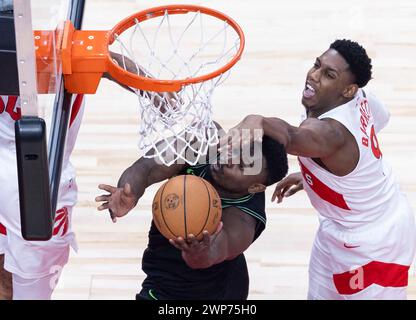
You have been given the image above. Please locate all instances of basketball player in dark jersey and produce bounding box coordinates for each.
[96,133,288,299]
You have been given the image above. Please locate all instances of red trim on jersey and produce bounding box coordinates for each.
[299,159,350,210]
[69,94,84,128]
[53,207,69,236]
[0,96,5,113]
[0,223,6,235]
[0,96,20,120]
[54,210,66,221]
[62,219,69,235]
[333,261,410,295]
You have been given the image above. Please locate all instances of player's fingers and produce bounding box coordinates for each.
[276,189,286,203]
[241,139,252,152]
[285,184,303,197]
[272,179,290,199]
[253,134,263,143]
[187,234,198,246]
[98,184,117,193]
[230,131,242,148]
[273,173,303,201]
[109,209,117,223]
[271,188,279,202]
[202,231,211,246]
[95,194,110,202]
[214,221,223,235]
[279,186,291,200]
[218,137,227,152]
[218,132,232,152]
[277,194,284,203]
[276,188,288,203]
[273,186,290,203]
[175,237,190,251]
[271,187,282,202]
[97,203,109,211]
[272,184,288,203]
[243,132,261,147]
[169,239,182,250]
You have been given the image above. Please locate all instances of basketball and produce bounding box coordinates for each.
[152,175,222,241]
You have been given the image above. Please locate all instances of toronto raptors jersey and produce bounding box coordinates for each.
[0,94,85,170]
[298,89,402,227]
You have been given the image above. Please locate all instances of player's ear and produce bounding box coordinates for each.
[248,183,266,194]
[342,83,358,99]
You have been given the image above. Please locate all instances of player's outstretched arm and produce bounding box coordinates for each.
[96,118,224,221]
[96,140,190,219]
[96,155,187,221]
[222,114,345,158]
[104,52,180,110]
[170,206,257,269]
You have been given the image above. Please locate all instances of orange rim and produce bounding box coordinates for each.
[106,4,245,92]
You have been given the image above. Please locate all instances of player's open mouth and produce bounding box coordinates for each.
[303,82,316,99]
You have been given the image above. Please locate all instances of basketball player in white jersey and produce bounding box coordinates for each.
[224,39,416,299]
[0,94,85,299]
[0,48,139,299]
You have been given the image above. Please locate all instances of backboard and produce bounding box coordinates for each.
[17,0,74,115]
[0,0,73,112]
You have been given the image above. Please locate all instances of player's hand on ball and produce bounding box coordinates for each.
[95,183,138,222]
[272,172,304,203]
[169,222,223,269]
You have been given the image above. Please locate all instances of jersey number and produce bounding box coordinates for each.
[370,125,382,159]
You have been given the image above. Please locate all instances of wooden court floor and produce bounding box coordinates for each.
[49,0,416,299]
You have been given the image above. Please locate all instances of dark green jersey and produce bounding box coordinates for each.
[139,164,266,300]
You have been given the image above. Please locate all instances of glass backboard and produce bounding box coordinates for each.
[13,0,72,117]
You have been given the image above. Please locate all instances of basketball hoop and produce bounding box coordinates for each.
[35,5,245,165]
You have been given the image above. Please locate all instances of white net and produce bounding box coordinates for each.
[109,8,242,166]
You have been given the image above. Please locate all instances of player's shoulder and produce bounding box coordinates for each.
[223,193,266,241]
[301,116,346,140]
[363,89,386,107]
[222,192,265,219]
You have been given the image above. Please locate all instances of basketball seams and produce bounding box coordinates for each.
[159,181,180,239]
[152,175,221,241]
[183,175,188,240]
[195,179,213,239]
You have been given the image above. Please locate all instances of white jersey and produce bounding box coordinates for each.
[299,89,416,299]
[0,94,85,280]
[0,94,84,236]
[298,89,404,228]
[0,94,84,171]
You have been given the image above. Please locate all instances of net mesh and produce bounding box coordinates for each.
[109,9,241,165]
